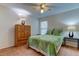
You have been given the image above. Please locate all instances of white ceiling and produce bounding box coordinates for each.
[1,3,79,18]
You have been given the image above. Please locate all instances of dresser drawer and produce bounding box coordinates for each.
[15,40,27,46]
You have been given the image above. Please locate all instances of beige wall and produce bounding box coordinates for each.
[40,8,79,38]
[0,5,18,49]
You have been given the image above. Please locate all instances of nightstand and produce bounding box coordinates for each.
[63,37,79,49]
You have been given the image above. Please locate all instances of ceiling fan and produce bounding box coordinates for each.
[25,3,55,13]
[39,3,48,13]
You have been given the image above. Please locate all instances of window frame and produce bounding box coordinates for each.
[40,21,48,35]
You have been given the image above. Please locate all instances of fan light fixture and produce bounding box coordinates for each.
[41,8,44,13]
[40,3,46,13]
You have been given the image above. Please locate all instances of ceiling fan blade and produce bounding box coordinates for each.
[24,3,40,6]
[46,5,57,7]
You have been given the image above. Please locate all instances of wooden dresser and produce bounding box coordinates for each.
[15,24,31,47]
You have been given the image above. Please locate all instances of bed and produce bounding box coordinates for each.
[28,35,64,56]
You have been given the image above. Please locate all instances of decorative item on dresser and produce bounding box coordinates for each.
[15,24,31,47]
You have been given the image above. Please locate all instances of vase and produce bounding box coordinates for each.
[69,32,74,38]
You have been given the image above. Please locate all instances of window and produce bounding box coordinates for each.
[40,21,48,35]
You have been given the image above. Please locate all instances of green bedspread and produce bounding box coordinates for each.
[29,35,64,56]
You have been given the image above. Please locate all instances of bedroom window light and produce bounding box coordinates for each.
[40,21,48,35]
